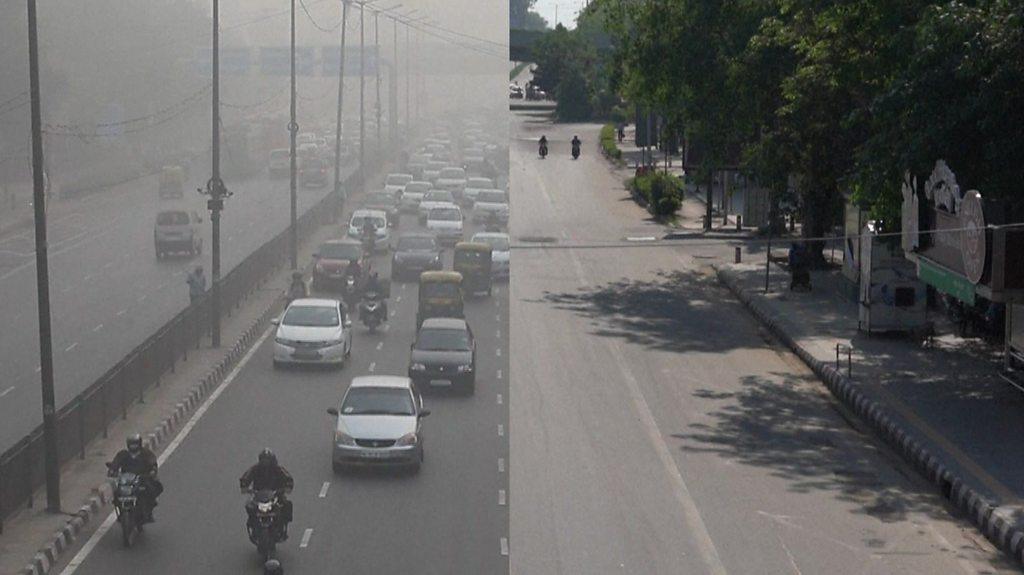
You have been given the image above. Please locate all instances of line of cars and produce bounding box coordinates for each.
[272,117,509,474]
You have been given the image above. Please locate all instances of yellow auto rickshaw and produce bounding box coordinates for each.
[453,242,492,296]
[158,165,185,199]
[416,271,463,327]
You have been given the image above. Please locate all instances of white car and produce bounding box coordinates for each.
[400,181,433,213]
[435,167,467,196]
[463,177,495,204]
[472,232,510,279]
[384,173,414,197]
[418,189,456,223]
[348,209,390,248]
[426,204,463,245]
[422,160,448,184]
[273,298,352,368]
[471,189,510,224]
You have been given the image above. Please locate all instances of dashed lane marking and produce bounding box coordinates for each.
[369,362,376,372]
[498,458,505,473]
[92,324,103,332]
[116,309,127,316]
[496,348,501,357]
[376,342,383,351]
[500,537,509,556]
[498,489,506,506]
[0,386,15,399]
[497,424,504,437]
[497,369,502,380]
[300,528,314,548]
[64,342,78,352]
[319,482,330,498]
[395,296,402,302]
[496,393,503,405]
[496,330,501,339]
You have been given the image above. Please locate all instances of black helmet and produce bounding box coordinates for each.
[126,433,143,455]
[263,559,283,575]
[258,448,277,468]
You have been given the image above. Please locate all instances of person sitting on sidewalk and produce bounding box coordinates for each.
[186,265,206,304]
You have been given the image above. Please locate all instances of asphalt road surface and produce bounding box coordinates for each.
[507,118,1015,574]
[58,212,510,574]
[0,166,352,450]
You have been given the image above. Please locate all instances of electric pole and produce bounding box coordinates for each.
[391,17,399,145]
[405,24,410,134]
[289,0,299,270]
[26,0,60,512]
[333,0,350,199]
[374,10,381,157]
[203,0,229,348]
[359,0,366,187]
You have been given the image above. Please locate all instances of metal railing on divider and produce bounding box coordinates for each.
[0,161,375,531]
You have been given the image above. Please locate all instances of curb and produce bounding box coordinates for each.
[714,266,1024,567]
[20,300,282,575]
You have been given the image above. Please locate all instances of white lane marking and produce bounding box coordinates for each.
[498,458,505,473]
[497,424,504,437]
[138,294,147,302]
[300,527,314,548]
[369,362,376,372]
[35,366,41,373]
[0,386,15,398]
[497,369,503,380]
[401,283,407,291]
[61,326,275,575]
[495,348,501,357]
[389,310,396,317]
[395,296,402,302]
[495,314,501,321]
[61,286,72,293]
[382,324,390,332]
[228,236,234,242]
[83,274,93,281]
[102,261,114,270]
[563,234,727,573]
[376,342,383,351]
[496,330,501,339]
[494,286,501,296]
[498,489,506,506]
[319,482,330,498]
[116,309,127,316]
[92,324,103,332]
[500,537,509,556]
[626,236,657,242]
[496,393,503,405]
[64,342,78,352]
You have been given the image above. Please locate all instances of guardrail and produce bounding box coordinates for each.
[0,162,375,531]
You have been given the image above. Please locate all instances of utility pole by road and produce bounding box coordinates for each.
[288,0,299,270]
[26,0,60,512]
[374,10,382,156]
[359,1,366,187]
[204,0,230,348]
[333,0,350,200]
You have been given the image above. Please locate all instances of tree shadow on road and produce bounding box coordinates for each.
[677,372,966,525]
[537,268,761,354]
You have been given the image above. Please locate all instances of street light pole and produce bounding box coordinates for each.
[374,10,381,156]
[288,0,299,270]
[359,1,366,187]
[26,0,60,512]
[333,0,350,199]
[207,0,228,349]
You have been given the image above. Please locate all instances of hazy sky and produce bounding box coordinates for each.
[535,0,584,29]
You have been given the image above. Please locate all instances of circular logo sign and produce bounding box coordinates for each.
[960,190,986,284]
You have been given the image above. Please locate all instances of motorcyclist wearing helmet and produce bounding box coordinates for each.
[264,559,284,575]
[571,135,581,154]
[538,135,548,157]
[361,216,378,253]
[362,271,388,320]
[240,449,294,540]
[108,434,163,522]
[287,271,308,302]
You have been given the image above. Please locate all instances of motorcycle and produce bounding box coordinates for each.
[571,145,581,160]
[245,489,286,562]
[539,143,548,159]
[359,290,386,332]
[107,466,150,548]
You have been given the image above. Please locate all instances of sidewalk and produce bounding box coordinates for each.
[716,262,1024,564]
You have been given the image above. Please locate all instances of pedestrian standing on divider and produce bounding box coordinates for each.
[187,265,206,304]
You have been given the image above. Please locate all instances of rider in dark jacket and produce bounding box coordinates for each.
[240,449,294,539]
[108,434,163,522]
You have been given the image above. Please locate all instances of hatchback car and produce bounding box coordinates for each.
[272,298,352,368]
[408,318,476,394]
[384,173,414,197]
[418,189,456,224]
[362,191,400,224]
[400,181,433,213]
[154,209,203,259]
[471,232,510,279]
[426,205,464,245]
[312,238,364,291]
[299,157,328,188]
[348,209,390,249]
[327,376,429,472]
[268,149,290,178]
[472,190,510,224]
[391,233,443,281]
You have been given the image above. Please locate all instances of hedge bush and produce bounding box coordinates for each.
[599,124,622,161]
[630,171,683,217]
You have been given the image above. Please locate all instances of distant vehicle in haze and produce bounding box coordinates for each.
[391,233,443,281]
[299,157,328,188]
[426,204,464,246]
[154,209,202,259]
[268,149,291,178]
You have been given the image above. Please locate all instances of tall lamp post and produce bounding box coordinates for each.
[332,0,351,202]
[288,0,299,270]
[25,0,60,512]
